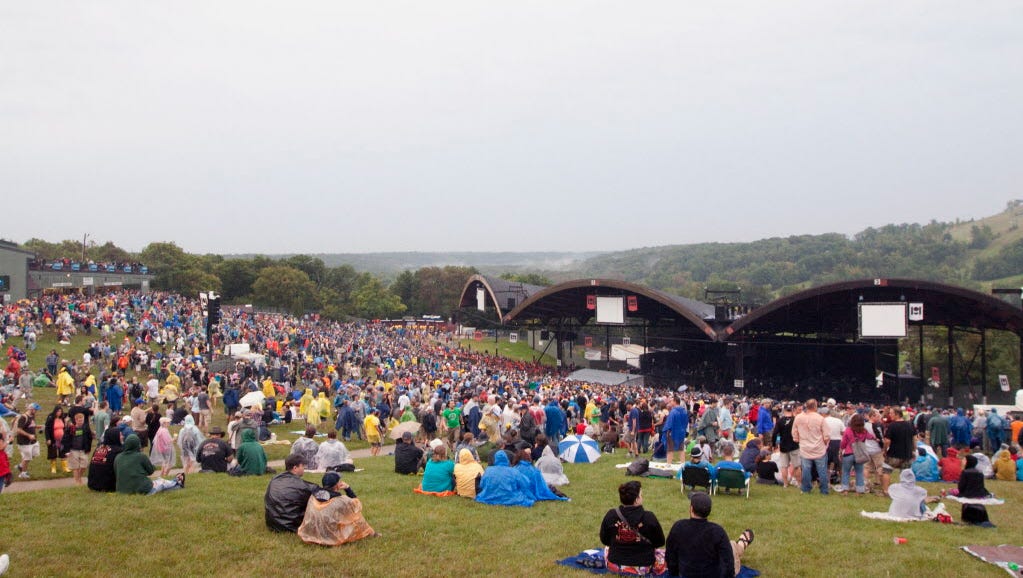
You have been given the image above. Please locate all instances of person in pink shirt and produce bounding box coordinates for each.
[791,399,830,495]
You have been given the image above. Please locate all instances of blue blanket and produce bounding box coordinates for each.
[556,548,760,578]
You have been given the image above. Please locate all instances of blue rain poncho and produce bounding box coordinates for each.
[514,459,568,502]
[475,451,534,507]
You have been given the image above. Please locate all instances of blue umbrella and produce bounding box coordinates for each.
[558,434,601,463]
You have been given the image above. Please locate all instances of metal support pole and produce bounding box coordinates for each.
[947,326,954,407]
[605,325,611,366]
[918,324,924,378]
[981,330,987,405]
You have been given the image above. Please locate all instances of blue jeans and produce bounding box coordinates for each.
[636,432,651,454]
[800,456,829,494]
[840,454,865,492]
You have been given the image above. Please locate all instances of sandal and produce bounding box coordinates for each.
[738,528,754,547]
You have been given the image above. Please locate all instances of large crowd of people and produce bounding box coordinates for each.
[2,289,1023,572]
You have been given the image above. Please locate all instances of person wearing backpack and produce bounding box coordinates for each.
[599,481,665,575]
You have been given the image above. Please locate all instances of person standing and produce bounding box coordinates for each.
[363,409,382,457]
[44,405,70,474]
[770,404,800,488]
[883,408,917,471]
[441,400,463,448]
[756,400,774,446]
[791,399,829,495]
[662,398,689,466]
[927,409,950,457]
[14,403,41,479]
[61,412,93,485]
[821,406,844,479]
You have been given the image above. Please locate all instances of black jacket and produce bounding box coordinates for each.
[394,440,424,475]
[599,505,665,567]
[264,472,320,532]
[87,429,123,492]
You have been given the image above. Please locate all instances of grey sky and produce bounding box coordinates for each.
[2,2,1020,255]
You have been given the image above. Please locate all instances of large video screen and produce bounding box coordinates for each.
[859,303,907,339]
[596,296,625,324]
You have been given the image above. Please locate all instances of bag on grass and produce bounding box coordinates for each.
[626,458,649,477]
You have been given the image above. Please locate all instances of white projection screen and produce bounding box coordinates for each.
[859,303,907,338]
[476,287,485,311]
[596,296,625,324]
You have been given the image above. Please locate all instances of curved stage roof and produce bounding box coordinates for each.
[503,278,717,340]
[722,278,1023,340]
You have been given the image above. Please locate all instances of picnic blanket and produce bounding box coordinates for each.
[961,544,1023,576]
[615,462,683,471]
[945,496,1005,505]
[556,548,760,577]
[860,502,948,522]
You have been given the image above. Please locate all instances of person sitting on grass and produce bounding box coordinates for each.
[414,445,455,496]
[957,454,992,499]
[939,447,963,482]
[87,427,123,492]
[512,445,568,501]
[476,449,534,507]
[297,472,380,546]
[290,425,320,470]
[599,480,666,576]
[755,450,782,485]
[887,469,932,519]
[993,445,1017,481]
[235,427,268,476]
[315,430,353,472]
[453,447,485,498]
[665,491,754,578]
[910,446,940,483]
[394,432,423,475]
[113,434,185,495]
[265,454,320,533]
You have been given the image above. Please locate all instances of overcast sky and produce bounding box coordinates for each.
[2,2,1020,255]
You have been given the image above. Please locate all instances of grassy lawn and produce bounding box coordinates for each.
[6,332,1022,577]
[457,338,557,367]
[3,447,1021,577]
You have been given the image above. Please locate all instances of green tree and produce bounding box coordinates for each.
[499,272,552,286]
[217,259,261,302]
[139,242,197,292]
[283,255,326,285]
[350,274,406,319]
[252,266,319,315]
[390,270,418,311]
[970,224,995,250]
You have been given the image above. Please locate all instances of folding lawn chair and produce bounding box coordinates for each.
[714,468,750,499]
[680,466,714,496]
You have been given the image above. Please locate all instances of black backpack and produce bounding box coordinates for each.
[626,458,649,476]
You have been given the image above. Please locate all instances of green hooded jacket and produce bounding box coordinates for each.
[236,428,267,475]
[114,434,155,494]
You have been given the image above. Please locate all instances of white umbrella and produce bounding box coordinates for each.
[558,434,601,463]
[389,421,421,440]
[239,390,266,409]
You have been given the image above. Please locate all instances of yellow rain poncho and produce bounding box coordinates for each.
[55,367,75,397]
[299,388,315,416]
